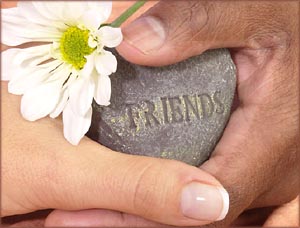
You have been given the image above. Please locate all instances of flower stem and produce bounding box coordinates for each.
[110,1,147,28]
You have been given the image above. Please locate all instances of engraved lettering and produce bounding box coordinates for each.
[199,94,214,118]
[169,96,184,123]
[144,101,160,127]
[161,97,170,124]
[183,95,200,121]
[213,91,225,114]
[127,104,139,129]
[125,91,225,131]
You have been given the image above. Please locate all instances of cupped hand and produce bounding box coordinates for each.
[2,1,233,227]
[2,77,229,228]
[45,1,299,227]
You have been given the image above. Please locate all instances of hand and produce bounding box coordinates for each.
[2,3,231,227]
[45,1,299,227]
[2,77,228,227]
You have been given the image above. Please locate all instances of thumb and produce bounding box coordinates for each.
[49,142,230,226]
[33,140,229,226]
[117,1,285,66]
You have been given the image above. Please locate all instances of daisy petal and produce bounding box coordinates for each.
[13,44,51,66]
[44,2,66,21]
[64,2,87,22]
[6,45,59,94]
[18,1,51,25]
[63,103,92,145]
[2,7,23,23]
[2,3,62,45]
[81,9,107,31]
[94,74,111,106]
[81,52,95,78]
[8,60,62,95]
[69,77,95,116]
[50,89,69,119]
[8,67,49,95]
[88,36,98,49]
[32,2,68,29]
[95,50,117,76]
[1,48,19,81]
[2,20,61,45]
[21,81,62,121]
[87,1,112,22]
[98,26,123,48]
[31,2,58,20]
[1,23,33,46]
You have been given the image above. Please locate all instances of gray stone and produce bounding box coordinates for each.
[87,49,236,166]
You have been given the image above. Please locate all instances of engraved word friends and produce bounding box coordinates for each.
[126,91,225,131]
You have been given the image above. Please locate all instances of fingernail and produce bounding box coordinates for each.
[122,16,166,54]
[181,183,229,221]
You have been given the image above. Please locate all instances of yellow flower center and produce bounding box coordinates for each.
[60,26,94,70]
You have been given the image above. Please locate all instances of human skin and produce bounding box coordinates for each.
[2,1,229,227]
[46,1,300,227]
[2,1,299,227]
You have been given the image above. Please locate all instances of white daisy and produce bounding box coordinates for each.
[1,1,123,145]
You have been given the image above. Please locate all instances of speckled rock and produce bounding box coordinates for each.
[87,49,236,166]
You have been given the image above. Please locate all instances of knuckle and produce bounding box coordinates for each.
[151,1,210,45]
[131,160,169,213]
[131,159,187,217]
[247,28,293,50]
[131,160,163,216]
[245,3,296,49]
[176,2,210,44]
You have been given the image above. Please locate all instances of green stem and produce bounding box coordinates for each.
[109,1,147,28]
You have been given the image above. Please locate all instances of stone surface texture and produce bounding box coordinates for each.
[87,49,236,166]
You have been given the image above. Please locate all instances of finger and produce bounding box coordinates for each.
[231,207,276,227]
[263,196,299,227]
[200,71,298,228]
[38,142,228,226]
[18,143,229,226]
[45,209,168,227]
[117,1,299,227]
[116,1,298,226]
[117,1,292,66]
[200,11,298,228]
[2,83,229,227]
